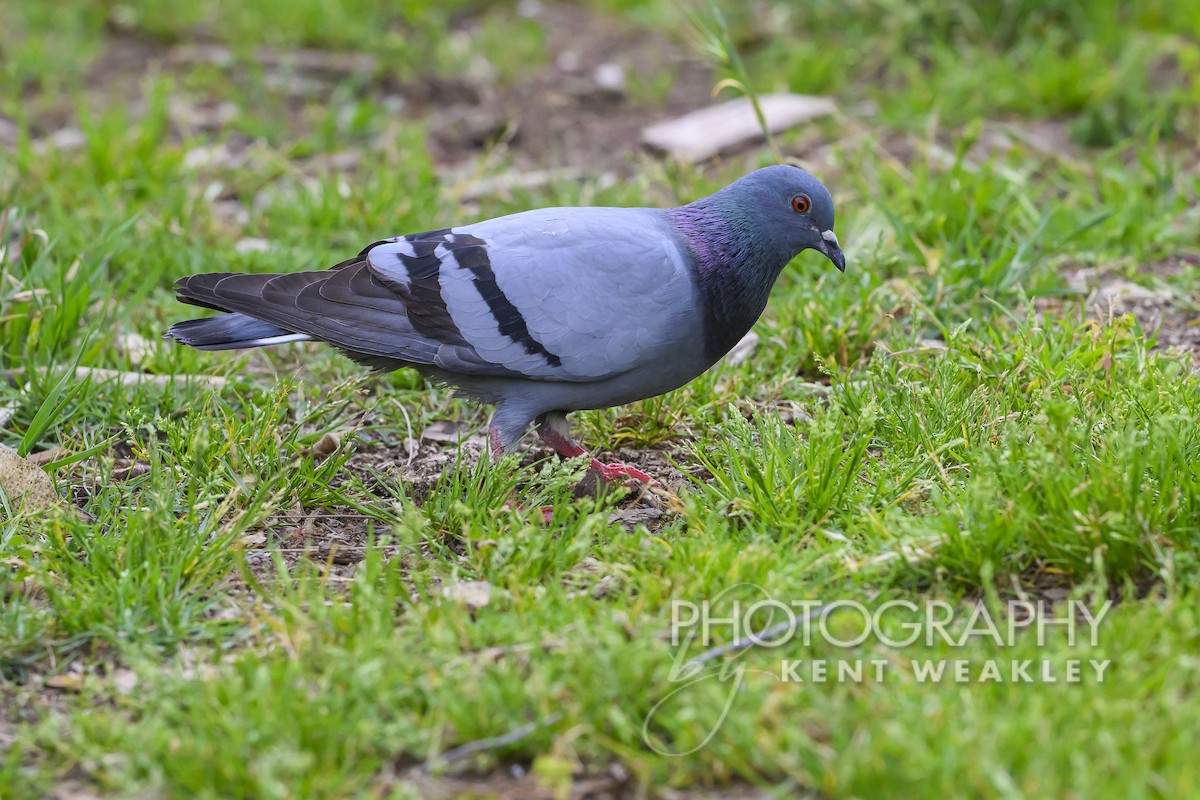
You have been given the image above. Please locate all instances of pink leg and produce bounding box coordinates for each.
[535,415,656,486]
[502,497,555,523]
[489,426,505,463]
[590,460,656,484]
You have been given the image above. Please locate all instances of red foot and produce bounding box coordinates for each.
[534,423,657,487]
[503,499,555,523]
[589,459,657,486]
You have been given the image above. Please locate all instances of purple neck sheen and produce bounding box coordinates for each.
[666,196,793,362]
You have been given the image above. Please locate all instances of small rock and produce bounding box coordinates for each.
[318,542,365,565]
[608,507,664,530]
[421,420,471,445]
[0,444,71,517]
[442,580,494,612]
[183,143,235,171]
[34,128,86,154]
[170,100,238,133]
[235,237,271,254]
[573,469,601,499]
[465,54,498,85]
[593,62,625,92]
[202,181,225,203]
[724,331,759,366]
[642,93,837,163]
[0,116,18,146]
[0,402,16,429]
[253,182,298,213]
[556,50,582,73]
[430,106,508,150]
[111,668,139,695]
[516,0,542,17]
[263,72,326,98]
[314,150,362,173]
[211,199,250,228]
[456,166,590,201]
[116,332,154,366]
[1087,279,1172,309]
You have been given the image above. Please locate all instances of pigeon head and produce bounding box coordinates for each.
[721,165,844,272]
[666,165,845,361]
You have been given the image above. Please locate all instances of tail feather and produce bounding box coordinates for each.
[165,260,438,367]
[165,313,311,351]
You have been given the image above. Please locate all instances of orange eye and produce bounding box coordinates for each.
[791,194,811,214]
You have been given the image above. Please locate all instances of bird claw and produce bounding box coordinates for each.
[503,499,555,523]
[534,418,658,487]
[589,459,657,486]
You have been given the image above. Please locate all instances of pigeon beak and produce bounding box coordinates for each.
[818,230,846,272]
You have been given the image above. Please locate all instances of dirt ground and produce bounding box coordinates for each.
[8,5,1200,794]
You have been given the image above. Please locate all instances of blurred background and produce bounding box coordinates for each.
[4,0,1194,151]
[3,4,1200,797]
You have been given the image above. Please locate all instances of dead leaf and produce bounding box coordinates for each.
[3,577,40,601]
[421,420,471,445]
[44,673,84,692]
[311,432,341,462]
[8,288,50,302]
[111,459,151,481]
[25,447,65,466]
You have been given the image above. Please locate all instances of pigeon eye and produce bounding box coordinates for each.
[791,195,811,214]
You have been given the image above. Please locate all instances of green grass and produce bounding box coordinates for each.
[3,0,1200,797]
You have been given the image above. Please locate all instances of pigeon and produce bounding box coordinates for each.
[166,165,844,483]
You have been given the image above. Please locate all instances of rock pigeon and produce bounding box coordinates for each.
[166,165,844,482]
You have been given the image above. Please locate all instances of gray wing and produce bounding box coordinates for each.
[367,207,698,381]
[172,207,700,383]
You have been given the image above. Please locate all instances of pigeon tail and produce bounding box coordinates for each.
[165,313,311,351]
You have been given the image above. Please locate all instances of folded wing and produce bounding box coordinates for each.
[170,207,697,383]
